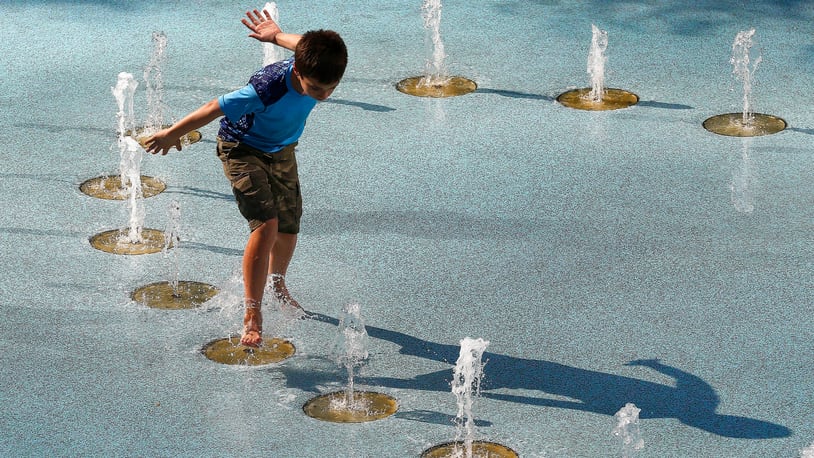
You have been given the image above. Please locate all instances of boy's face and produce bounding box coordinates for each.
[293,66,339,101]
[298,74,339,101]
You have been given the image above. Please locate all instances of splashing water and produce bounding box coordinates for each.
[613,403,644,457]
[800,442,814,457]
[731,28,762,126]
[450,337,489,458]
[143,31,168,135]
[112,72,138,142]
[332,303,370,409]
[163,200,181,295]
[112,72,145,243]
[587,24,609,102]
[418,0,449,87]
[112,72,139,189]
[262,3,285,66]
[730,138,755,214]
[122,136,145,244]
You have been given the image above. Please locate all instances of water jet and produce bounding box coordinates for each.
[557,25,638,111]
[397,0,476,97]
[303,304,398,423]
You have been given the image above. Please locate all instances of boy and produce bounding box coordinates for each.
[145,9,347,347]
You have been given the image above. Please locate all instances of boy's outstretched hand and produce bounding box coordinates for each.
[144,129,182,156]
[242,9,281,43]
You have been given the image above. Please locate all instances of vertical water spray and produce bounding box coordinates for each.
[613,403,644,457]
[81,72,166,201]
[130,196,218,308]
[451,337,489,458]
[112,73,138,147]
[702,28,784,136]
[163,200,181,296]
[112,72,139,187]
[112,72,146,243]
[122,136,145,244]
[333,303,370,408]
[419,0,448,87]
[143,31,168,135]
[587,24,609,102]
[421,337,515,457]
[557,25,637,110]
[396,0,476,97]
[262,2,284,66]
[302,305,398,423]
[731,28,761,126]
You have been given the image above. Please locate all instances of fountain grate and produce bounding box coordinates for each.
[397,76,477,98]
[421,441,519,458]
[89,228,167,255]
[131,281,219,309]
[703,113,786,137]
[557,88,639,111]
[80,175,166,200]
[201,336,295,366]
[303,390,398,423]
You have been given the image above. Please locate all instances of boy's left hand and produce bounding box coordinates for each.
[144,129,182,155]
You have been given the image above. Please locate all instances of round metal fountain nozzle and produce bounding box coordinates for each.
[89,228,167,255]
[421,441,519,458]
[703,113,786,137]
[397,76,477,97]
[303,391,398,423]
[131,281,219,309]
[557,88,639,111]
[80,175,166,200]
[201,336,295,366]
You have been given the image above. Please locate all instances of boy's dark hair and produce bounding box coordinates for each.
[294,30,347,84]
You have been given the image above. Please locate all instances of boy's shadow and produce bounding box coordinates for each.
[309,313,790,439]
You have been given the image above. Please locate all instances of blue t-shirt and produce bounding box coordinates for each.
[218,58,317,153]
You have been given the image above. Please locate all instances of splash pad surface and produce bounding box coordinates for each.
[2,1,814,457]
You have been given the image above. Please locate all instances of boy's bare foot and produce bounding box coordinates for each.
[268,274,310,318]
[241,304,263,347]
[269,275,302,310]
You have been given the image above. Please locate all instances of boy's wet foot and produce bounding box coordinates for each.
[241,305,263,347]
[268,274,310,319]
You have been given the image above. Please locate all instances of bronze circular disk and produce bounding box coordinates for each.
[89,228,166,255]
[421,441,519,458]
[556,88,639,111]
[702,113,786,137]
[397,76,477,98]
[302,391,398,423]
[201,336,296,366]
[131,281,219,309]
[79,175,166,200]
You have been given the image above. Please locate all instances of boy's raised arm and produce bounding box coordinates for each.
[242,8,302,51]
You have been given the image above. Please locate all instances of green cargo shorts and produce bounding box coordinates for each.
[216,138,302,234]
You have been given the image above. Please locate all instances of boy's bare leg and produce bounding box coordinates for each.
[240,219,278,347]
[268,233,303,310]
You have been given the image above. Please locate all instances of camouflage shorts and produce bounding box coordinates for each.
[216,138,302,234]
